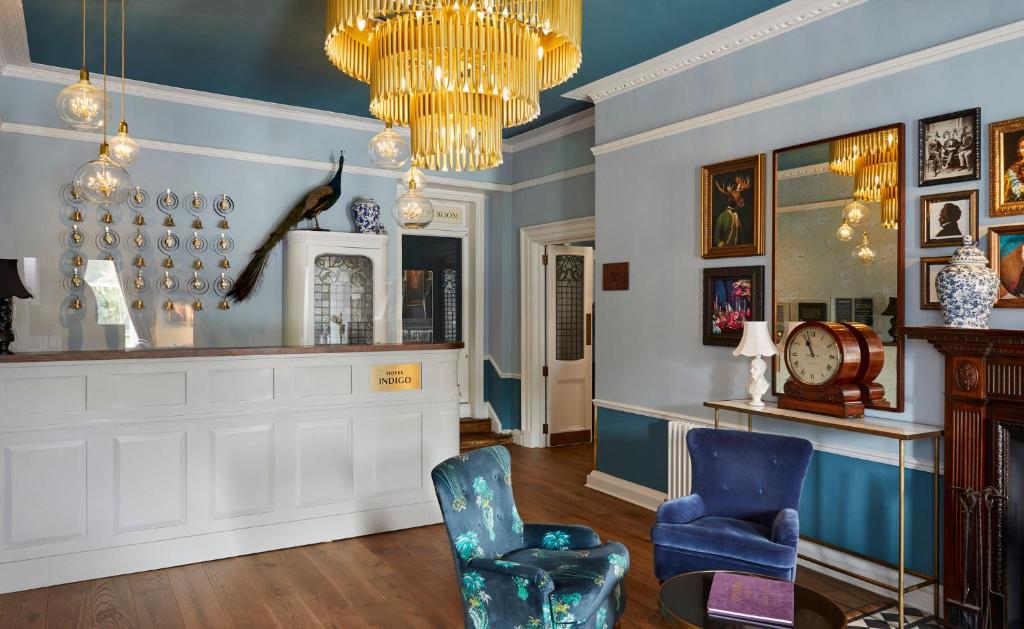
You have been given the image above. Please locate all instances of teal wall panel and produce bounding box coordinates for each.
[484,360,521,431]
[595,408,668,493]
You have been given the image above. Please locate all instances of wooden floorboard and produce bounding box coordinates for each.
[1,443,891,627]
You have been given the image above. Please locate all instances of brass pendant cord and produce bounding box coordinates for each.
[101,0,108,144]
[80,0,87,69]
[119,0,126,123]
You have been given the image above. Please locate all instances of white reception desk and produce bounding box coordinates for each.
[0,343,462,592]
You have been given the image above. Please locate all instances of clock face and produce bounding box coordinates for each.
[786,327,841,386]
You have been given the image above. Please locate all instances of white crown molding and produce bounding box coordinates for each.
[510,164,594,192]
[0,120,592,194]
[564,0,868,103]
[593,19,1024,157]
[485,354,521,379]
[0,0,29,69]
[503,109,595,154]
[592,398,941,473]
[777,162,831,179]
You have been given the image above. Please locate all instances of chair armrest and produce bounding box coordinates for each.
[523,523,602,550]
[463,557,555,621]
[771,508,800,547]
[656,494,706,524]
[466,557,554,592]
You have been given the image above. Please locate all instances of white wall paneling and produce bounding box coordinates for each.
[0,347,461,592]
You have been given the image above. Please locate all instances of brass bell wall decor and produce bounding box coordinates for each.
[163,215,175,227]
[70,296,83,310]
[191,218,203,230]
[218,299,230,310]
[70,208,84,222]
[133,213,145,226]
[218,257,230,269]
[163,299,174,311]
[132,298,144,310]
[134,256,146,268]
[218,218,229,230]
[162,256,174,268]
[192,258,204,271]
[101,211,114,224]
[193,299,203,311]
[71,253,84,267]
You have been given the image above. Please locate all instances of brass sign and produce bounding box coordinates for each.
[370,363,422,391]
[431,206,464,225]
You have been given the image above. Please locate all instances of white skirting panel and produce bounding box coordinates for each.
[0,348,461,593]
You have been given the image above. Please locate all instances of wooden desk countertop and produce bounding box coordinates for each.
[0,342,464,364]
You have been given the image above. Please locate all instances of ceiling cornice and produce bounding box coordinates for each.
[503,109,594,153]
[0,0,30,69]
[563,0,868,103]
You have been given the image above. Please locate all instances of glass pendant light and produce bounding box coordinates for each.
[56,0,107,130]
[73,0,132,206]
[402,166,426,192]
[853,232,877,265]
[392,178,434,229]
[836,218,854,242]
[843,200,868,225]
[368,123,410,169]
[108,0,139,165]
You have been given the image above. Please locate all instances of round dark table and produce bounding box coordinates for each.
[659,571,847,629]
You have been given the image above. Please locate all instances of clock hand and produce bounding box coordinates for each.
[804,337,816,358]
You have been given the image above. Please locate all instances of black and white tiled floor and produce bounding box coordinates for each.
[848,605,942,629]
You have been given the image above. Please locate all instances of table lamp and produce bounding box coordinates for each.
[881,297,898,342]
[733,321,778,407]
[0,259,33,355]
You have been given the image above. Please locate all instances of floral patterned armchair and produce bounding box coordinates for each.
[432,446,629,628]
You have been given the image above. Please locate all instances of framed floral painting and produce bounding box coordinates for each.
[701,154,765,258]
[990,116,1024,216]
[702,265,764,347]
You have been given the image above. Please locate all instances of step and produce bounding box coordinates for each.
[460,418,491,434]
[460,432,513,451]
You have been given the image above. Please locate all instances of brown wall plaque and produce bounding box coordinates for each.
[602,262,629,291]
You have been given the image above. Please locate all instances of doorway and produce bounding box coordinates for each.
[520,217,596,448]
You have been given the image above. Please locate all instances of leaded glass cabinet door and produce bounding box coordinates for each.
[544,245,593,446]
[312,254,375,345]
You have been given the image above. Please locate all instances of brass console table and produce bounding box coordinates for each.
[703,400,943,629]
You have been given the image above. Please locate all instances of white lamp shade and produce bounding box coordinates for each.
[733,321,778,358]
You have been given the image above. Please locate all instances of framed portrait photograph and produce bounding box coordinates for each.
[989,224,1024,308]
[920,189,978,248]
[701,154,765,259]
[918,108,980,186]
[990,116,1024,216]
[702,265,764,347]
[920,256,949,310]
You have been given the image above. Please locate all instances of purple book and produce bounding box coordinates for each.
[707,572,795,626]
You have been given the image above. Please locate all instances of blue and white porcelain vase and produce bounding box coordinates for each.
[351,198,382,234]
[936,235,999,329]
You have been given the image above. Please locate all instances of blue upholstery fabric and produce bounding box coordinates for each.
[653,428,813,582]
[433,446,629,628]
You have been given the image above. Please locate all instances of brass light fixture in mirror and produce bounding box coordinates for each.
[773,124,905,412]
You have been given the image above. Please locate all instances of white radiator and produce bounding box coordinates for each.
[667,419,704,499]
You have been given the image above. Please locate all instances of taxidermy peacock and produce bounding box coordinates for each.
[227,152,345,303]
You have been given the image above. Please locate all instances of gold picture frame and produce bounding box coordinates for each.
[920,256,949,310]
[988,224,1024,308]
[701,154,765,258]
[989,116,1024,216]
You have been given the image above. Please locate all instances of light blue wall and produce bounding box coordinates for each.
[593,0,1023,577]
[0,73,505,351]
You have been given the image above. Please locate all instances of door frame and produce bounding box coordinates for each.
[394,184,486,419]
[519,216,595,448]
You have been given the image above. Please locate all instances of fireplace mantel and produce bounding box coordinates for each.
[903,326,1023,629]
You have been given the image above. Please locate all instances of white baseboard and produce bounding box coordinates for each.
[798,538,942,617]
[0,500,441,594]
[485,402,512,434]
[585,470,667,511]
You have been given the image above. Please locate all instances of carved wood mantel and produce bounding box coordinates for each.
[903,326,1024,629]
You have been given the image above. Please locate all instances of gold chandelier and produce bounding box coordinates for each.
[829,128,900,230]
[325,0,582,171]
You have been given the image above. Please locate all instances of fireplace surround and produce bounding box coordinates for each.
[904,327,1023,629]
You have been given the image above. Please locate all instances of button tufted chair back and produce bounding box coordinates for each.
[431,446,525,563]
[686,428,813,528]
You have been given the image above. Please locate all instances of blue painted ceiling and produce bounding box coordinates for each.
[23,0,786,137]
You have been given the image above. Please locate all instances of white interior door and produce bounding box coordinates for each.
[544,246,593,446]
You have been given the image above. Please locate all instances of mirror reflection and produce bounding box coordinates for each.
[773,126,903,409]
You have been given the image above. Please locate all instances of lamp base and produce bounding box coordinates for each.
[0,296,15,355]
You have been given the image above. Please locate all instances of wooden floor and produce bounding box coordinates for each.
[0,444,889,628]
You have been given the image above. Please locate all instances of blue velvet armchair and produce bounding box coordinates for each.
[652,428,813,582]
[432,446,629,628]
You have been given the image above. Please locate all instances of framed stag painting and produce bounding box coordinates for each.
[702,265,765,347]
[701,154,765,259]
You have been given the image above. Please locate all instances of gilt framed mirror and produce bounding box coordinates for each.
[772,123,905,412]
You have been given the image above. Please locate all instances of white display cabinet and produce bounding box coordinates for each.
[283,231,388,346]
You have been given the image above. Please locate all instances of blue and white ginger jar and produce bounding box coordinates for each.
[936,235,999,329]
[351,198,386,235]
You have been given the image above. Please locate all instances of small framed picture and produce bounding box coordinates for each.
[701,154,765,259]
[989,224,1024,308]
[797,302,828,321]
[989,116,1024,216]
[918,108,980,186]
[920,256,950,310]
[920,189,978,248]
[702,265,764,347]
